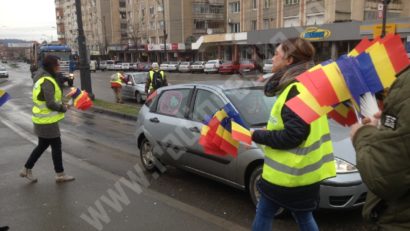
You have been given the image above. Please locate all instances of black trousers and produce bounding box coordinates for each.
[25,137,64,173]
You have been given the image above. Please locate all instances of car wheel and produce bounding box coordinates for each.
[140,138,157,172]
[135,92,143,104]
[248,165,286,217]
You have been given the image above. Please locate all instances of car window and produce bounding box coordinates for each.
[207,61,216,64]
[156,89,191,118]
[192,89,225,122]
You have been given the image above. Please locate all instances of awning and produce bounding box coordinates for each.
[192,32,247,50]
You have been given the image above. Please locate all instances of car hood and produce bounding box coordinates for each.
[0,71,7,73]
[328,120,357,165]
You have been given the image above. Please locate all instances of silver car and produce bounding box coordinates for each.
[0,66,8,78]
[135,81,367,213]
[191,61,205,73]
[122,72,148,103]
[263,59,273,73]
[178,62,191,72]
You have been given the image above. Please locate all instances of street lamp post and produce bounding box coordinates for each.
[75,0,94,99]
[381,0,391,38]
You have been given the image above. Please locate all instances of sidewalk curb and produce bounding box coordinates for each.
[90,106,138,121]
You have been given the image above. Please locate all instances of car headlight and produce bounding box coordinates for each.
[334,157,358,174]
[69,73,74,77]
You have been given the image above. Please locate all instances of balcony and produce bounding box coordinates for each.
[193,13,225,20]
[192,0,224,5]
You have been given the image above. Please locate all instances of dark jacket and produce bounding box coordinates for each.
[252,84,320,211]
[145,70,168,94]
[353,67,410,231]
[32,69,67,139]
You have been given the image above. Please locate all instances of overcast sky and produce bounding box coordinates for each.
[0,0,58,42]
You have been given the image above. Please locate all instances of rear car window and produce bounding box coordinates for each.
[156,89,191,118]
[192,90,225,122]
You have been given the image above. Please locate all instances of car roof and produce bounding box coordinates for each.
[160,80,264,91]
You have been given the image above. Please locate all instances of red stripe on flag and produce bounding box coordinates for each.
[232,131,252,145]
[382,34,410,74]
[285,96,321,124]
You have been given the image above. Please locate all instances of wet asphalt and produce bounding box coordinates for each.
[0,63,365,230]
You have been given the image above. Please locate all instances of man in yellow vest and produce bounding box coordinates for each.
[251,38,336,231]
[110,71,126,103]
[145,62,167,95]
[20,55,75,183]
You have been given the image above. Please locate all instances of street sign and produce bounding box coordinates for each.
[377,3,384,19]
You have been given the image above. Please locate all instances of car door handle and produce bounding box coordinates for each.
[189,127,200,133]
[149,117,160,123]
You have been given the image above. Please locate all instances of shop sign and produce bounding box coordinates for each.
[300,27,331,41]
[373,24,396,38]
[406,36,410,56]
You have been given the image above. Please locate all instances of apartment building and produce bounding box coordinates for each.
[126,0,226,62]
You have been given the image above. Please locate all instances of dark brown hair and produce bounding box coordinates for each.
[280,38,315,64]
[42,55,60,76]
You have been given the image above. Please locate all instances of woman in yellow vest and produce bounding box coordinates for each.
[20,55,75,183]
[251,38,336,231]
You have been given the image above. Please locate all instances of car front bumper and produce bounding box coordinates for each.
[319,172,367,209]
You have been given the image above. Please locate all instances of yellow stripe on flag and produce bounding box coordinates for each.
[367,43,396,88]
[231,121,251,137]
[322,63,352,102]
[298,85,333,116]
[201,125,209,136]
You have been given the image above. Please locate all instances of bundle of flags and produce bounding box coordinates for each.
[199,103,252,157]
[0,89,10,107]
[66,87,93,110]
[285,34,410,126]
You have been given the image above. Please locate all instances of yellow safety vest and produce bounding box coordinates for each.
[149,70,164,91]
[110,73,123,85]
[32,76,65,124]
[262,82,336,187]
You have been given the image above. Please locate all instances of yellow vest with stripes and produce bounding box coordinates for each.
[149,70,164,91]
[32,76,65,124]
[110,73,123,85]
[262,82,336,187]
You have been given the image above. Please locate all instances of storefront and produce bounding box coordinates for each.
[146,43,187,63]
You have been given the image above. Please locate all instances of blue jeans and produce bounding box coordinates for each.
[252,194,319,231]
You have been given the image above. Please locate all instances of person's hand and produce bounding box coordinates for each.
[362,111,382,127]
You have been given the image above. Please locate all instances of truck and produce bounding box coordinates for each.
[30,43,75,86]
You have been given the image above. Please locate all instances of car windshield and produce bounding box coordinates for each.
[0,67,5,71]
[207,61,216,64]
[131,74,146,84]
[170,61,178,64]
[193,62,203,65]
[224,88,275,127]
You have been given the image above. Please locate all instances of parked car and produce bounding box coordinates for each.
[204,59,222,73]
[160,62,169,71]
[99,60,107,71]
[239,60,256,73]
[130,62,139,71]
[122,72,148,103]
[135,81,367,214]
[138,62,151,72]
[114,61,123,71]
[190,61,205,73]
[1,60,7,64]
[178,62,191,72]
[218,61,240,74]
[167,61,180,72]
[121,62,130,71]
[0,66,9,78]
[263,59,273,73]
[89,60,97,72]
[106,60,116,71]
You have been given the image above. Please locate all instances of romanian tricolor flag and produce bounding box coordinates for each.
[231,121,252,145]
[66,87,93,110]
[328,103,357,127]
[0,89,10,107]
[199,103,250,157]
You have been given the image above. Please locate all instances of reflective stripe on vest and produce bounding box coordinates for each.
[149,70,164,91]
[32,76,65,125]
[262,82,336,187]
[110,73,123,85]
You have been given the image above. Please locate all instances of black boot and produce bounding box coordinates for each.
[0,226,9,231]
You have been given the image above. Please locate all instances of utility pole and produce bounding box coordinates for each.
[75,0,94,99]
[161,0,168,62]
[381,0,391,38]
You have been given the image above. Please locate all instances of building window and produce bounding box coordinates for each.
[263,19,269,29]
[149,21,156,30]
[252,0,257,9]
[149,6,155,15]
[230,2,240,13]
[158,20,165,30]
[159,36,165,43]
[150,37,157,44]
[285,0,300,5]
[229,23,240,33]
[141,8,145,17]
[121,23,127,29]
[251,20,257,31]
[119,1,126,8]
[264,0,270,8]
[194,20,206,29]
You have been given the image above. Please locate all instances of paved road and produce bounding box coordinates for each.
[0,63,366,230]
